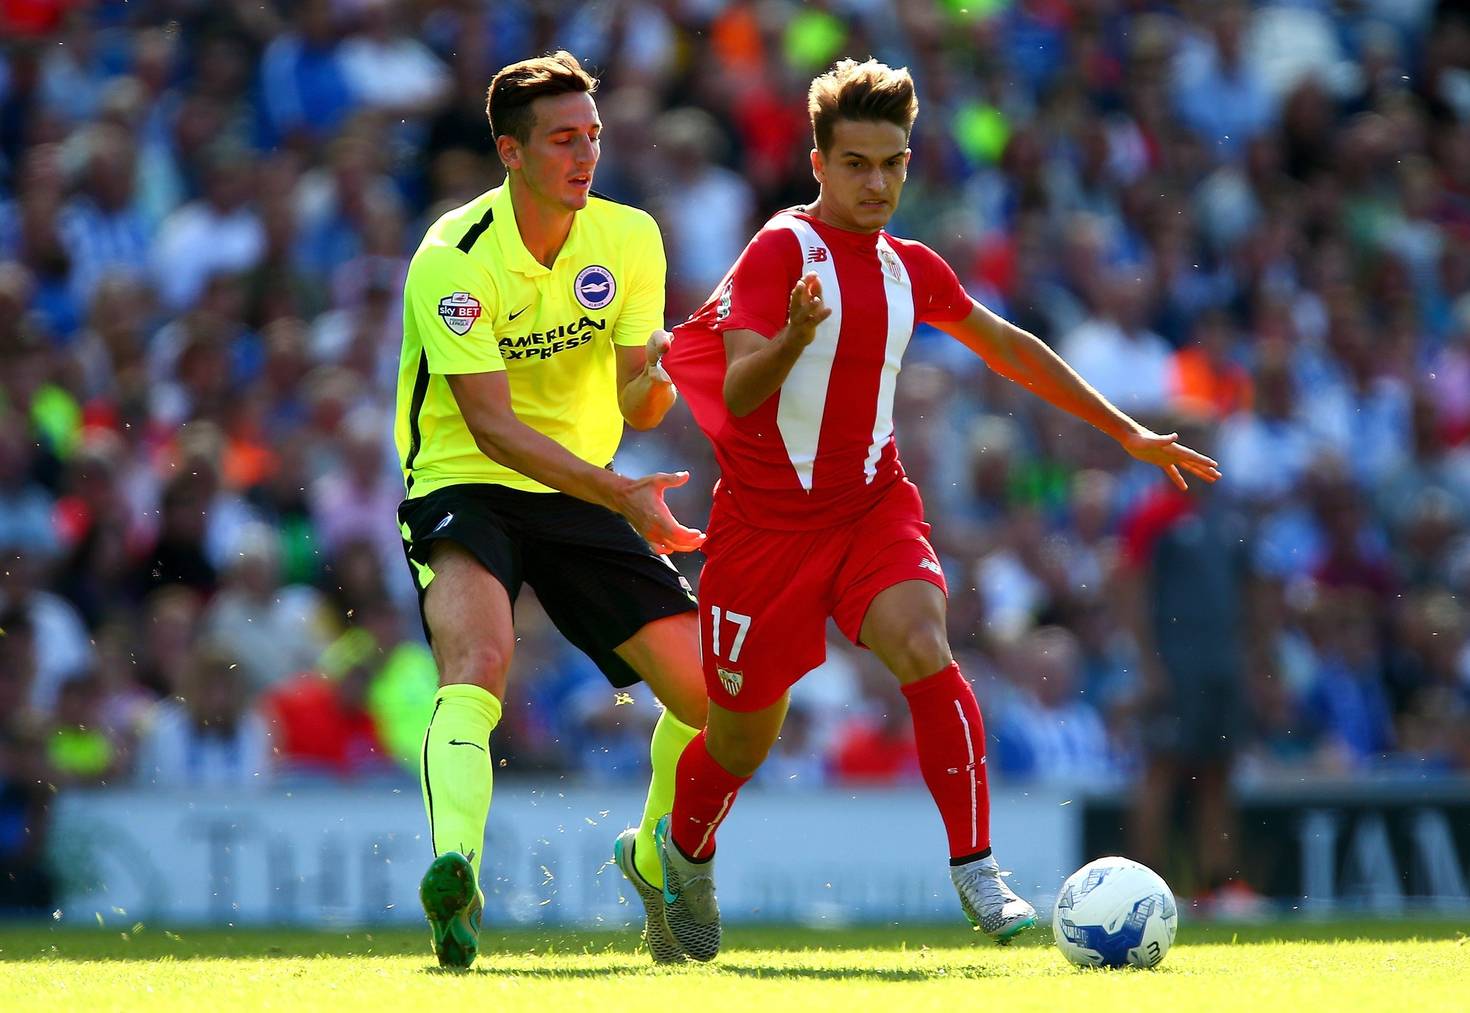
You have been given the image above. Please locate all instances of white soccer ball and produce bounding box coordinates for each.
[1052,856,1179,969]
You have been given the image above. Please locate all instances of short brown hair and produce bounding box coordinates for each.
[808,58,918,153]
[486,51,598,144]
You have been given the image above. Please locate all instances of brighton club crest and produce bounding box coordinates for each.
[574,265,616,309]
[437,292,482,335]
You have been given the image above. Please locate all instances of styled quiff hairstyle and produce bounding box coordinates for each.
[486,50,598,145]
[808,58,918,153]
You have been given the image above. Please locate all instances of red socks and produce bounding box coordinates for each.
[670,667,989,864]
[669,729,751,860]
[901,662,992,862]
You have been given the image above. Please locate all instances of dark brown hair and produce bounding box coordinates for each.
[808,58,918,153]
[486,50,598,144]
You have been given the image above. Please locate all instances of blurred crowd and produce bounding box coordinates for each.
[3,0,1470,907]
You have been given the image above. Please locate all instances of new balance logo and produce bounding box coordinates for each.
[918,556,943,577]
[717,667,743,697]
[433,513,454,533]
[806,246,828,263]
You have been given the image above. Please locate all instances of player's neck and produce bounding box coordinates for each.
[508,173,576,268]
[805,197,882,236]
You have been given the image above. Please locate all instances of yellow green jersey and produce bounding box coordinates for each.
[394,182,667,497]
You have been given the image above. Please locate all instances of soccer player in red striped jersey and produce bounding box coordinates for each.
[654,59,1221,960]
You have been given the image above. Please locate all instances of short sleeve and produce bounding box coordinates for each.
[714,227,801,339]
[613,211,667,347]
[405,246,505,375]
[910,243,973,325]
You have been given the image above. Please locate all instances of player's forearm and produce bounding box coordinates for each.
[619,368,677,430]
[723,330,808,417]
[471,415,629,510]
[989,325,1143,443]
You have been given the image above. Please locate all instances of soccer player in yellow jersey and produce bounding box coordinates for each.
[394,51,705,968]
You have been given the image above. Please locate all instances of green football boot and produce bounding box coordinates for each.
[419,851,484,968]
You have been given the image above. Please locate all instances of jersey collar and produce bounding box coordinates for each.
[490,181,584,278]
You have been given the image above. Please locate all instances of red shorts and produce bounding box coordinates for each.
[696,478,947,712]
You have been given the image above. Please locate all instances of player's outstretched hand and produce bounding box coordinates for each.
[617,470,706,554]
[1121,429,1221,491]
[644,329,673,384]
[785,272,833,347]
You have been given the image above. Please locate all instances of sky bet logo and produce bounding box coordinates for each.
[437,292,482,335]
[499,315,606,361]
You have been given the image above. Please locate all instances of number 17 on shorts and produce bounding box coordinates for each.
[708,605,751,699]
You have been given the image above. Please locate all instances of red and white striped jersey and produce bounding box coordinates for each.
[667,208,973,531]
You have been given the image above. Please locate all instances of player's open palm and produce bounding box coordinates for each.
[1122,429,1221,491]
[618,470,706,554]
[786,272,833,347]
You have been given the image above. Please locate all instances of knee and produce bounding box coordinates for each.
[437,639,511,694]
[884,625,953,684]
[705,725,770,778]
[668,690,708,731]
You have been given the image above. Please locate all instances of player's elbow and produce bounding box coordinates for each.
[621,409,660,431]
[723,380,757,418]
[467,405,519,457]
[620,386,675,430]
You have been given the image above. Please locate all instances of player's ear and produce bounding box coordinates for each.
[810,147,824,184]
[497,134,522,171]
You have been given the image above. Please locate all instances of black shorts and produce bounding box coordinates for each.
[398,482,697,688]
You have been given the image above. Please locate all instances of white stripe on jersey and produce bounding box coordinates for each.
[865,234,915,483]
[771,214,842,492]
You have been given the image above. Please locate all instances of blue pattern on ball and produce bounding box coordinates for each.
[1062,893,1163,968]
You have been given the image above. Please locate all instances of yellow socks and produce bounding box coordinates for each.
[420,684,502,880]
[634,708,700,889]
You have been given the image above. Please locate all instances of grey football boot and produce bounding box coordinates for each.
[654,813,722,961]
[952,853,1038,943]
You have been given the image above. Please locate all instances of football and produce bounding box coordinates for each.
[1052,856,1179,969]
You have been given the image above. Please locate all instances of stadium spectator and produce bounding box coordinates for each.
[1120,420,1262,906]
[258,0,358,148]
[150,147,265,312]
[57,124,151,305]
[45,673,129,787]
[0,411,57,559]
[648,108,755,313]
[260,638,394,780]
[0,606,71,919]
[200,521,332,693]
[1057,268,1173,415]
[0,548,92,713]
[991,626,1118,785]
[830,686,921,786]
[134,640,274,790]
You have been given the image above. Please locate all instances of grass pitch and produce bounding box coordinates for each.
[1,919,1464,1011]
